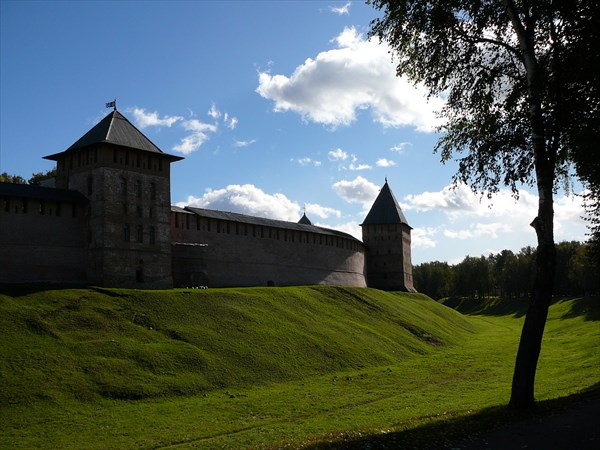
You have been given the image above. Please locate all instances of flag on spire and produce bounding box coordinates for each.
[105,99,116,109]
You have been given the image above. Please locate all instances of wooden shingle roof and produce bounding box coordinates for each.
[181,206,362,242]
[44,110,183,162]
[361,181,410,227]
[0,182,88,204]
[298,212,312,225]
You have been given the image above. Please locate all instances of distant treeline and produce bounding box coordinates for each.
[414,241,599,300]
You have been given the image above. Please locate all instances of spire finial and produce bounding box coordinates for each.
[385,176,388,183]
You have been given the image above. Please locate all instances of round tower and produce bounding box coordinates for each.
[360,180,416,292]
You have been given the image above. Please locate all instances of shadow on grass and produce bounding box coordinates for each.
[0,282,90,297]
[305,382,600,449]
[440,296,530,318]
[441,295,599,321]
[559,295,600,322]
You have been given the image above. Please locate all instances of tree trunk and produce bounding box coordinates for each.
[504,0,557,409]
[509,177,555,409]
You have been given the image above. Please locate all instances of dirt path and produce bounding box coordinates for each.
[449,398,600,450]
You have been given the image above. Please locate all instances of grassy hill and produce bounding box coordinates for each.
[0,286,471,405]
[1,286,597,449]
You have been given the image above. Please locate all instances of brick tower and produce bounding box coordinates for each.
[361,180,416,292]
[44,108,183,288]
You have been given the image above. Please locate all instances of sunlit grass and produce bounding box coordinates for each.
[1,286,597,449]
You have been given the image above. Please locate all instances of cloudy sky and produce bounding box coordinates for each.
[0,1,588,264]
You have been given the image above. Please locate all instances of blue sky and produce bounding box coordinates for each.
[0,1,589,265]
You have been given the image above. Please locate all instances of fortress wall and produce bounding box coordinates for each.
[0,197,88,283]
[171,212,366,288]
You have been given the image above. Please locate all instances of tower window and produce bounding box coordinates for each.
[123,224,130,242]
[150,182,156,200]
[137,225,143,243]
[121,177,128,196]
[149,226,155,245]
[135,180,142,198]
[136,260,144,283]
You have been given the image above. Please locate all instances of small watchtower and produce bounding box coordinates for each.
[361,180,415,292]
[44,108,183,288]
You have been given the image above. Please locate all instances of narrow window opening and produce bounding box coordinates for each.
[136,260,144,283]
[124,224,130,242]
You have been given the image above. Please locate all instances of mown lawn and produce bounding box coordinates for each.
[0,287,597,449]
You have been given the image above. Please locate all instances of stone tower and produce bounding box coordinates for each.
[44,108,183,288]
[361,180,416,292]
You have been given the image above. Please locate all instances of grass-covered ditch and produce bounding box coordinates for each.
[1,285,598,448]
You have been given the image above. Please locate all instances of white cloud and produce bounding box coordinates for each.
[305,203,342,219]
[180,184,301,221]
[227,116,238,130]
[332,176,380,207]
[390,142,411,153]
[173,119,218,154]
[293,157,322,167]
[376,158,396,167]
[402,184,496,217]
[411,227,438,249]
[128,107,182,129]
[403,183,588,259]
[349,163,372,171]
[554,193,588,241]
[233,139,256,148]
[443,222,512,240]
[208,103,221,119]
[315,220,362,240]
[256,26,443,131]
[328,148,349,161]
[329,2,351,15]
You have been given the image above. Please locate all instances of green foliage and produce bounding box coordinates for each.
[413,261,454,299]
[368,3,598,407]
[369,1,598,196]
[0,287,597,449]
[0,169,57,185]
[414,241,596,300]
[28,168,57,185]
[0,172,26,184]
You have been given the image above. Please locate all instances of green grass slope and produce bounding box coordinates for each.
[1,287,597,449]
[0,286,471,405]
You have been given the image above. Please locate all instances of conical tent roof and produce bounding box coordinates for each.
[361,181,410,226]
[298,212,312,225]
[44,109,183,161]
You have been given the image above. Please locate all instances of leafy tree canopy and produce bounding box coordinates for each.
[369,0,598,196]
[0,169,56,185]
[368,0,599,409]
